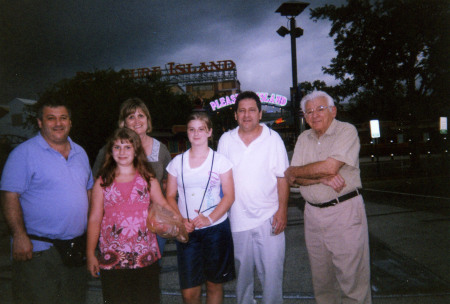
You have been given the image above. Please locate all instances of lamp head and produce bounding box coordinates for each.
[293,27,304,38]
[276,26,290,37]
[276,2,309,17]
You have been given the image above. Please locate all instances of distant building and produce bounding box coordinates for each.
[125,59,241,101]
[125,60,241,156]
[169,84,185,95]
[0,98,37,145]
[186,80,241,100]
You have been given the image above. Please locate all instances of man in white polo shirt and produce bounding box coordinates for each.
[218,91,289,304]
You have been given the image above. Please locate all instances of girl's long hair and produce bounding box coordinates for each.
[98,128,155,190]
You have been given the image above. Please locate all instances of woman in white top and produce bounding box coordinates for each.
[166,112,235,304]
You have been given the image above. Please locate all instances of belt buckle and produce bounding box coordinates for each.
[330,199,338,206]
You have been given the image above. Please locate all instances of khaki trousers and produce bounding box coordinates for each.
[304,195,372,304]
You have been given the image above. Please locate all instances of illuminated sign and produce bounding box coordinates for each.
[209,92,288,111]
[440,117,448,134]
[370,120,381,138]
[127,60,236,79]
[76,59,237,86]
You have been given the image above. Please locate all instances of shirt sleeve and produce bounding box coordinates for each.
[329,123,360,168]
[0,146,31,194]
[77,146,95,190]
[216,153,233,174]
[290,133,305,166]
[166,154,181,177]
[87,170,94,190]
[272,132,289,177]
[217,134,227,157]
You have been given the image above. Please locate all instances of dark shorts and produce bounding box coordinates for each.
[176,218,235,289]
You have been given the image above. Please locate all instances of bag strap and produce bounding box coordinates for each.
[197,151,214,215]
[181,152,190,222]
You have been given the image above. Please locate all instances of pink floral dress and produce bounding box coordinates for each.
[98,174,160,269]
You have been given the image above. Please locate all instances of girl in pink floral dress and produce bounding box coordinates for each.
[87,128,179,304]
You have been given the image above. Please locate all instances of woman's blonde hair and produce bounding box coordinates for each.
[118,98,152,133]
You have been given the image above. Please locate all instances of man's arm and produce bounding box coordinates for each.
[272,177,289,235]
[292,177,345,193]
[286,157,344,181]
[286,158,346,192]
[292,177,321,186]
[1,191,33,261]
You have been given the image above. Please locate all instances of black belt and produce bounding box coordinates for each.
[307,189,362,208]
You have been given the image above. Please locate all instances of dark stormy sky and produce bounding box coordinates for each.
[0,0,345,104]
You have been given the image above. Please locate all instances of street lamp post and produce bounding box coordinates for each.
[276,1,309,139]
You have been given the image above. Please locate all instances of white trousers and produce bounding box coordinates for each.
[232,218,285,304]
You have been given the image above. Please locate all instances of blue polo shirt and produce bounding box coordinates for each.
[0,133,94,251]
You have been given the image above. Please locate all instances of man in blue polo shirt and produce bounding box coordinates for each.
[1,98,93,304]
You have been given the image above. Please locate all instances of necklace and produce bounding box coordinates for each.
[181,150,215,222]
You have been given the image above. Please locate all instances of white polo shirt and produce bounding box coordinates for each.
[218,124,289,232]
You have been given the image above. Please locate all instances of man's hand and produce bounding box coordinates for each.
[284,167,297,186]
[271,208,287,235]
[12,233,33,261]
[320,174,346,193]
[2,191,33,261]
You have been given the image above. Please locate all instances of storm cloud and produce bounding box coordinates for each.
[1,0,344,104]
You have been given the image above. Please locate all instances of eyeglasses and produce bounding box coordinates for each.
[304,106,331,116]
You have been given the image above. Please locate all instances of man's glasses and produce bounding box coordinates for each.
[304,106,330,116]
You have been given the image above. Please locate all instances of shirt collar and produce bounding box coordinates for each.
[37,132,78,155]
[232,123,270,142]
[307,119,337,140]
[148,138,160,162]
[324,119,338,136]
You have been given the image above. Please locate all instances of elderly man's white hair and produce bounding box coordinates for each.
[300,91,335,113]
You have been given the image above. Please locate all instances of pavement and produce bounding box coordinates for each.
[0,156,449,303]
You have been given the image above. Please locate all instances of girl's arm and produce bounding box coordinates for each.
[86,179,104,278]
[164,174,195,233]
[192,168,235,229]
[163,174,182,217]
[151,177,180,217]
